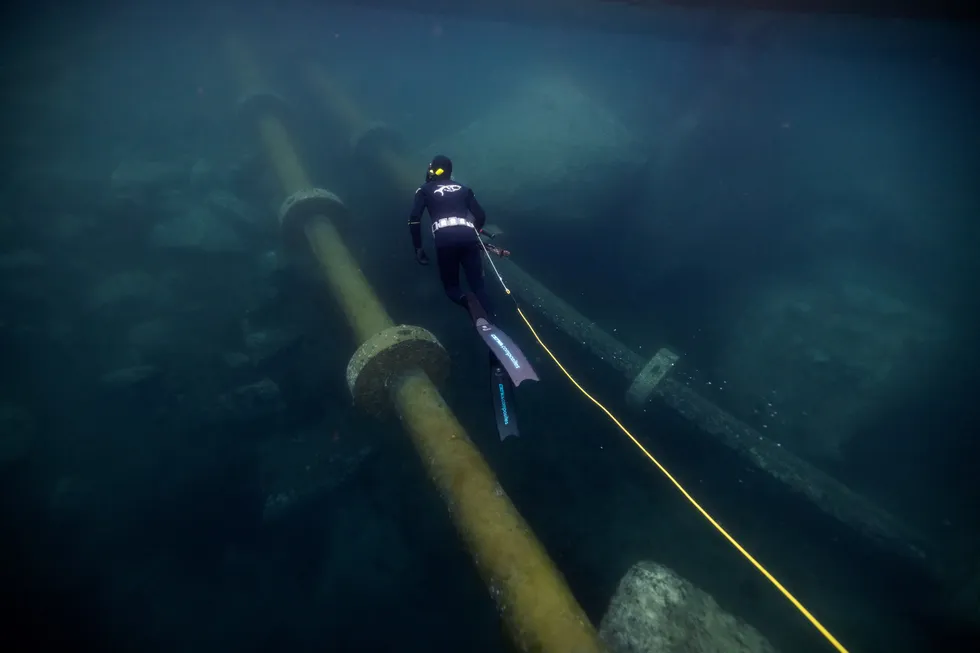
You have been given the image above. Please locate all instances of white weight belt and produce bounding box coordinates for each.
[432,217,475,233]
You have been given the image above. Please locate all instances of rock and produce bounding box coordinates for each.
[417,71,645,222]
[150,205,246,253]
[600,562,778,653]
[718,264,949,459]
[205,189,260,227]
[241,318,301,365]
[246,250,284,309]
[216,378,284,422]
[260,432,376,522]
[110,160,184,198]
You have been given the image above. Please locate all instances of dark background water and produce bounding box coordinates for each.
[1,1,978,652]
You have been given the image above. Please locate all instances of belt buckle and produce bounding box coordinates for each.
[434,217,459,232]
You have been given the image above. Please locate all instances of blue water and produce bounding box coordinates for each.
[1,1,978,652]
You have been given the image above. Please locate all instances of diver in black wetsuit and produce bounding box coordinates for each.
[407,154,539,440]
[408,154,494,323]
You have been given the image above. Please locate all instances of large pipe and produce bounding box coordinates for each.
[303,61,938,577]
[223,35,606,653]
[497,260,933,563]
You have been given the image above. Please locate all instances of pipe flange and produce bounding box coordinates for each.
[626,348,679,408]
[235,90,291,123]
[278,188,346,252]
[346,325,450,417]
[350,121,403,159]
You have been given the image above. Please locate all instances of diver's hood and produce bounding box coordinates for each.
[427,154,453,181]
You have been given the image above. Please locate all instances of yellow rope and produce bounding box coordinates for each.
[512,301,849,653]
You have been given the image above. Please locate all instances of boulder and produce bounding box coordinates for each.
[205,189,261,228]
[241,317,302,366]
[600,561,777,653]
[110,159,184,199]
[718,263,949,459]
[215,378,284,422]
[260,431,376,522]
[417,71,645,223]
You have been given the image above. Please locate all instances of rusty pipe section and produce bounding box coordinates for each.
[223,34,606,653]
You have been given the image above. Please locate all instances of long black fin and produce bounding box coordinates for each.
[474,318,539,386]
[491,361,520,440]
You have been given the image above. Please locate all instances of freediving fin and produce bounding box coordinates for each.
[490,361,520,440]
[474,318,539,387]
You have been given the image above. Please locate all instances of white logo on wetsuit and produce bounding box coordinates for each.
[433,184,462,196]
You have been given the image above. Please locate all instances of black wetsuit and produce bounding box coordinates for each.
[408,179,492,317]
[409,171,538,417]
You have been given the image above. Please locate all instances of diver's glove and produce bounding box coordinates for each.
[415,247,430,265]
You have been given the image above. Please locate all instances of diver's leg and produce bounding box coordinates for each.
[436,245,466,309]
[460,243,498,365]
[461,243,494,320]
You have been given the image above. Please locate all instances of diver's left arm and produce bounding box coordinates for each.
[467,189,487,232]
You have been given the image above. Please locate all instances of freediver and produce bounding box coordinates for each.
[409,155,493,323]
[408,155,537,438]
